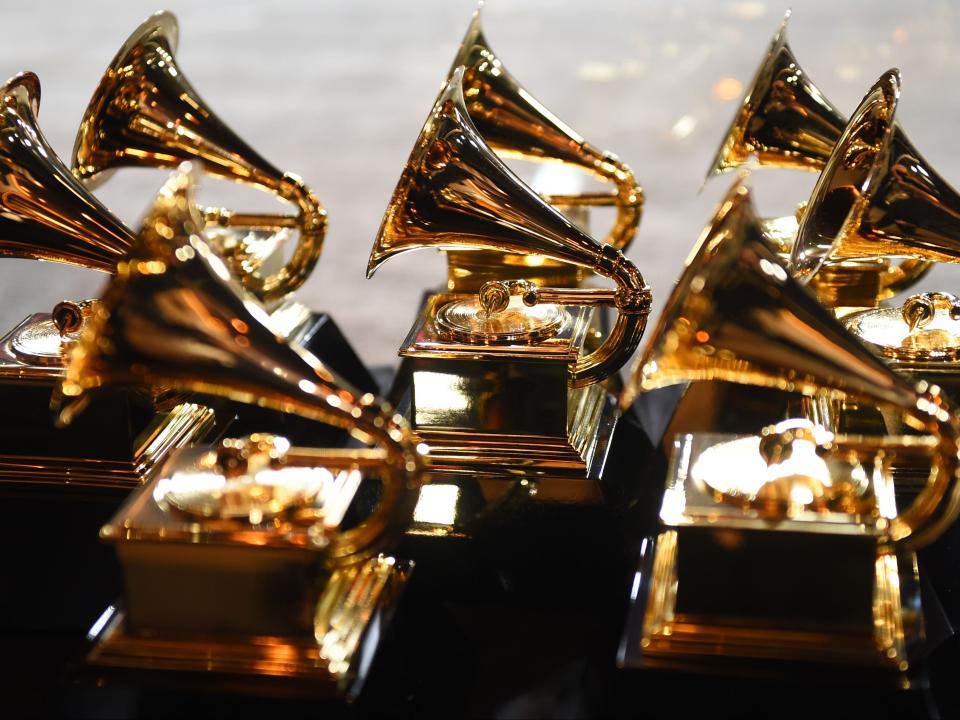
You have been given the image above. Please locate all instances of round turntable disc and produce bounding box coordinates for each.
[154,465,330,522]
[9,318,78,366]
[689,424,866,518]
[435,295,569,345]
[846,307,960,362]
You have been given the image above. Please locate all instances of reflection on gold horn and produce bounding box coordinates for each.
[622,179,960,550]
[443,8,642,290]
[707,14,931,304]
[59,167,425,561]
[454,7,642,251]
[0,72,133,270]
[707,11,844,177]
[71,11,325,305]
[368,67,651,387]
[794,69,960,280]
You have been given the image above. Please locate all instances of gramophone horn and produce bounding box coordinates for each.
[452,6,642,252]
[59,167,425,560]
[623,179,960,550]
[0,72,133,270]
[71,11,325,305]
[367,67,652,388]
[706,11,845,178]
[707,17,932,299]
[793,69,960,279]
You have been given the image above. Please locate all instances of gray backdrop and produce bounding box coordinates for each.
[2,0,958,368]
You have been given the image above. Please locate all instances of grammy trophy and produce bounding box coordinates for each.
[70,11,376,394]
[706,12,932,309]
[0,71,214,491]
[788,70,960,398]
[619,179,960,679]
[367,67,650,510]
[61,167,426,694]
[441,7,643,292]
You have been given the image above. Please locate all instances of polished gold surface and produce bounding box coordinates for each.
[794,69,960,279]
[368,68,651,387]
[397,294,614,496]
[707,12,843,176]
[434,294,569,345]
[59,167,425,561]
[706,15,929,304]
[633,427,923,674]
[443,8,643,289]
[0,72,133,270]
[623,179,960,550]
[0,399,213,489]
[88,554,411,692]
[153,435,362,524]
[72,11,326,305]
[846,303,960,366]
[690,419,877,520]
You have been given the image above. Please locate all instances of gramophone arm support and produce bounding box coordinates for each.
[539,147,644,254]
[483,246,652,388]
[901,292,960,332]
[198,171,326,305]
[882,385,960,550]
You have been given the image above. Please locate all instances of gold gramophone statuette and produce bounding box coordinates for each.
[367,68,650,504]
[0,72,213,489]
[705,12,931,308]
[618,179,960,677]
[72,10,326,307]
[65,168,426,692]
[625,420,929,676]
[441,7,642,291]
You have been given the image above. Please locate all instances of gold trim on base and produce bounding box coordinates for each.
[0,403,215,489]
[87,555,411,696]
[637,530,916,678]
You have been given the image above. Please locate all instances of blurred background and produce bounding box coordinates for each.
[1,0,958,368]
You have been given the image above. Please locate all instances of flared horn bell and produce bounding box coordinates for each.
[451,6,642,252]
[622,179,960,550]
[0,72,133,270]
[793,69,960,279]
[59,168,425,561]
[706,11,846,178]
[71,11,325,305]
[368,67,651,387]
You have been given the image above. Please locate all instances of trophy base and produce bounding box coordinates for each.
[0,313,217,490]
[619,532,923,685]
[86,556,412,699]
[396,294,618,503]
[0,401,215,489]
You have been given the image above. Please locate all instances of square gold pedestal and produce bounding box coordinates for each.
[619,431,923,683]
[88,555,410,698]
[86,463,412,697]
[0,314,215,489]
[398,295,619,504]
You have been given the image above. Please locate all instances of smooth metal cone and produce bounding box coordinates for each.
[71,11,325,304]
[705,11,845,180]
[368,67,612,278]
[0,72,133,270]
[368,67,649,386]
[59,167,423,560]
[72,11,283,188]
[622,178,919,413]
[794,69,960,280]
[449,6,641,251]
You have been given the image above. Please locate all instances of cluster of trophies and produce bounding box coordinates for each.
[5,5,960,699]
